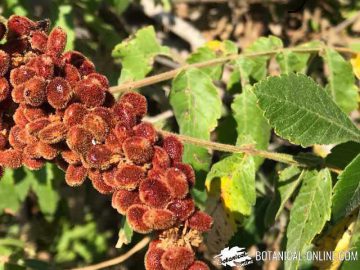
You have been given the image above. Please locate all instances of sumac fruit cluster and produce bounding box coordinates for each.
[0,15,212,269]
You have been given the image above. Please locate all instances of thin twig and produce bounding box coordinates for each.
[109,46,357,93]
[143,110,174,123]
[69,237,151,270]
[159,130,343,174]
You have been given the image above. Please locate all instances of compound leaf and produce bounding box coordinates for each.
[254,73,360,147]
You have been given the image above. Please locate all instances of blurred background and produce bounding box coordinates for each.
[0,0,359,269]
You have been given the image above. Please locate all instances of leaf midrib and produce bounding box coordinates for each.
[258,91,360,140]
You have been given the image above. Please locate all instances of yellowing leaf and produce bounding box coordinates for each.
[314,213,357,270]
[205,40,225,52]
[351,54,360,79]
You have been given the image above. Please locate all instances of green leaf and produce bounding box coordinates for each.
[31,164,60,220]
[285,169,332,270]
[241,36,283,81]
[265,166,303,226]
[54,5,75,51]
[275,47,311,74]
[322,48,359,114]
[332,154,360,221]
[110,0,131,14]
[116,216,133,248]
[170,68,222,171]
[254,73,360,147]
[187,40,237,80]
[112,26,170,83]
[231,85,270,168]
[0,169,21,213]
[326,142,360,170]
[13,168,33,201]
[206,154,255,216]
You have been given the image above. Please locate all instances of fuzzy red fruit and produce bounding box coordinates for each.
[145,242,166,270]
[47,27,67,56]
[163,136,183,163]
[173,162,196,187]
[24,143,41,159]
[139,178,172,208]
[103,167,117,187]
[164,168,189,199]
[104,131,123,154]
[126,204,152,233]
[0,78,9,102]
[65,164,88,186]
[113,123,132,143]
[0,50,10,76]
[30,30,48,52]
[143,209,176,230]
[160,247,195,270]
[61,149,81,165]
[167,198,195,222]
[23,76,46,106]
[152,147,171,171]
[0,134,7,150]
[7,15,35,38]
[63,64,81,88]
[0,149,23,168]
[111,189,141,215]
[187,211,213,232]
[37,141,58,160]
[9,125,27,149]
[147,168,164,180]
[63,103,88,128]
[91,107,117,129]
[46,77,73,109]
[10,66,36,86]
[78,59,96,76]
[88,170,114,194]
[67,125,94,155]
[82,113,109,142]
[86,73,109,89]
[123,136,154,165]
[86,145,112,170]
[38,122,67,144]
[119,92,147,118]
[75,78,106,107]
[26,55,54,79]
[112,102,137,129]
[114,164,145,190]
[188,261,210,270]
[12,84,25,104]
[22,106,46,122]
[133,122,157,143]
[13,107,29,127]
[23,157,45,170]
[25,118,50,138]
[63,51,95,76]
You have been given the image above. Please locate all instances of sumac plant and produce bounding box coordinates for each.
[1,14,360,270]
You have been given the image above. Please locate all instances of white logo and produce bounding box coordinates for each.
[214,246,253,267]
